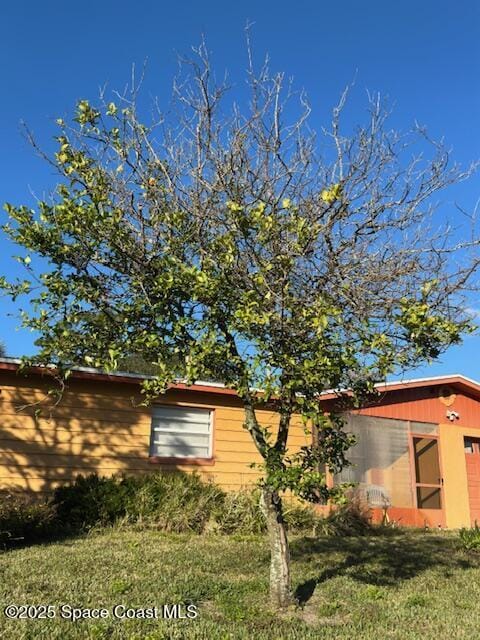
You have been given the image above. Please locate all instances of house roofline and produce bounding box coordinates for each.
[0,357,479,400]
[0,357,237,395]
[320,374,480,401]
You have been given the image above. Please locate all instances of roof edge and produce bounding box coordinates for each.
[0,357,235,394]
[0,357,478,398]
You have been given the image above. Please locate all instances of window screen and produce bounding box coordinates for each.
[413,437,440,485]
[412,437,442,510]
[150,405,212,459]
[335,414,414,507]
[416,486,441,509]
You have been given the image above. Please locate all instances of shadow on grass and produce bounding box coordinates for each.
[292,532,479,605]
[0,514,101,553]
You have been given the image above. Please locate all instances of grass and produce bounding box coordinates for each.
[1,528,480,639]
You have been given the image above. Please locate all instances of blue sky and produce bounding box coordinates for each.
[1,0,479,380]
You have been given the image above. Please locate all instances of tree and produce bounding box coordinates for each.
[117,353,165,376]
[0,342,6,357]
[1,42,479,608]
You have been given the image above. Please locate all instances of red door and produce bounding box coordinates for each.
[464,437,480,525]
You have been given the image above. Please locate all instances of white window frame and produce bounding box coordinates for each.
[149,404,214,460]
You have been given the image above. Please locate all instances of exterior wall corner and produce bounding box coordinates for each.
[439,423,471,528]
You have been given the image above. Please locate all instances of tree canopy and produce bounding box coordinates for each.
[1,42,479,607]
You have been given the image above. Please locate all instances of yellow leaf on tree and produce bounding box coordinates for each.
[321,183,342,204]
[226,201,243,212]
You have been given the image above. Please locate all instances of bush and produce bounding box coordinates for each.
[213,489,321,535]
[459,523,480,550]
[0,493,57,548]
[123,473,226,533]
[53,474,133,531]
[53,472,226,534]
[52,473,375,538]
[214,489,266,534]
[2,472,383,549]
[283,503,319,534]
[317,499,375,537]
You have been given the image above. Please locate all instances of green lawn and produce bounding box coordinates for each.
[1,528,480,639]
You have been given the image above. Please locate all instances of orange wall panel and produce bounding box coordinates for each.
[348,388,480,429]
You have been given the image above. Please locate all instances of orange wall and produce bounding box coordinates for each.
[349,388,480,429]
[336,388,480,528]
[0,372,309,493]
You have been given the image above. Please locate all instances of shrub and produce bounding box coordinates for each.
[317,499,375,537]
[459,523,480,550]
[213,489,321,535]
[2,471,383,548]
[123,472,226,533]
[53,472,226,534]
[53,474,133,531]
[214,489,266,534]
[53,474,375,538]
[283,503,319,534]
[0,493,57,548]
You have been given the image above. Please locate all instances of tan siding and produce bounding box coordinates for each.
[0,373,307,493]
[0,406,151,425]
[0,429,151,447]
[0,416,151,435]
[0,425,308,448]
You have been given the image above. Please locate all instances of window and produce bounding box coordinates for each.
[465,438,474,454]
[150,405,213,460]
[464,437,480,454]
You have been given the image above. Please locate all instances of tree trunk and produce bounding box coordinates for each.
[260,486,292,608]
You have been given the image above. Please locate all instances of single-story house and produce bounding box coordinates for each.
[1,357,479,529]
